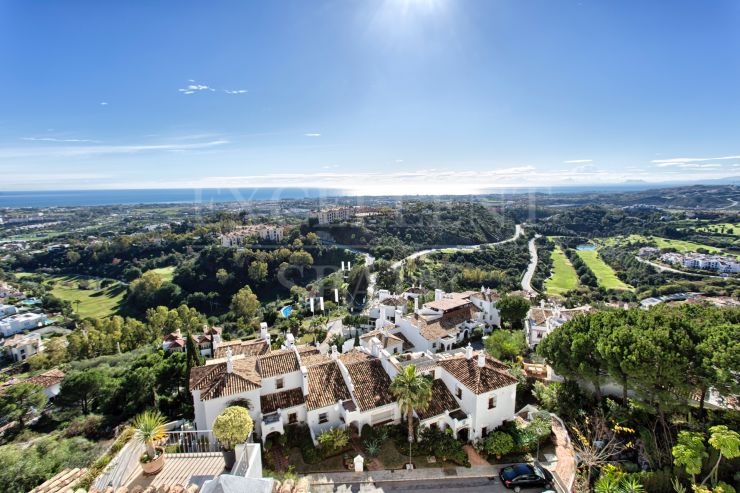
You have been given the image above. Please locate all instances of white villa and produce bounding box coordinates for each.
[220,225,285,247]
[0,304,18,319]
[524,302,592,348]
[660,252,740,274]
[2,331,44,361]
[373,288,501,353]
[162,326,223,357]
[189,327,518,445]
[0,311,46,337]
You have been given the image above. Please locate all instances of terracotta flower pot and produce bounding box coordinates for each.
[140,447,165,475]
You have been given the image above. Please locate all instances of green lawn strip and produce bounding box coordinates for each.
[598,234,727,254]
[544,246,579,295]
[575,249,632,290]
[148,266,175,282]
[47,275,125,318]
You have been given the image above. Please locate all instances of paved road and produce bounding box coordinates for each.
[635,256,723,279]
[391,224,524,270]
[311,477,548,493]
[521,234,541,293]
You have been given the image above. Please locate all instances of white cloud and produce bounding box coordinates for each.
[22,137,100,143]
[304,133,321,137]
[655,162,724,169]
[652,155,740,164]
[396,159,404,163]
[3,139,228,159]
[223,89,248,94]
[564,159,593,164]
[178,83,216,95]
[100,102,108,106]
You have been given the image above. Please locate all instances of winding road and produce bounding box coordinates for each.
[390,224,524,270]
[520,234,541,294]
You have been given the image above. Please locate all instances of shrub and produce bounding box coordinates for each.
[364,439,381,457]
[213,406,254,451]
[318,427,349,453]
[64,414,108,440]
[483,431,514,458]
[417,427,470,467]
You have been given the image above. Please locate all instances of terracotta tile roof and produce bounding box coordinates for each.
[528,306,591,326]
[344,358,395,411]
[26,369,65,388]
[380,297,408,307]
[305,361,352,410]
[258,349,300,378]
[339,349,374,364]
[438,353,517,394]
[300,351,331,367]
[189,358,261,400]
[393,332,414,350]
[425,293,473,312]
[29,467,86,493]
[214,339,270,358]
[417,379,460,421]
[260,387,305,414]
[412,305,479,341]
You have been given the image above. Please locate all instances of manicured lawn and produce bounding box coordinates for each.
[692,222,740,235]
[148,266,175,282]
[600,234,725,254]
[46,275,125,318]
[545,246,579,295]
[575,250,632,290]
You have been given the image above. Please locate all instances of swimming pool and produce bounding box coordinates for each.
[280,305,293,317]
[576,245,597,251]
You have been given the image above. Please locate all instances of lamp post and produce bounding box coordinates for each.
[408,432,413,470]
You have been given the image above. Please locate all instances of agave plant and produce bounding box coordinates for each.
[132,410,167,459]
[364,438,381,457]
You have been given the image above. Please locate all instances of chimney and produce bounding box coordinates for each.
[301,366,309,396]
[226,348,233,373]
[347,261,351,270]
[435,289,444,302]
[481,285,485,293]
[465,342,473,360]
[477,351,486,368]
[379,307,386,322]
[395,309,403,323]
[370,338,380,357]
[414,297,419,311]
[341,261,345,271]
[331,345,339,359]
[285,333,295,348]
[260,322,270,342]
[540,299,545,308]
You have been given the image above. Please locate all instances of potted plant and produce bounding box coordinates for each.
[213,406,254,470]
[132,410,167,475]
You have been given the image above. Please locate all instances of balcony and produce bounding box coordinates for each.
[93,427,258,492]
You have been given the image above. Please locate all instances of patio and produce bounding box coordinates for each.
[124,453,227,490]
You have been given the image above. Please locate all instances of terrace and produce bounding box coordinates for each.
[94,426,262,491]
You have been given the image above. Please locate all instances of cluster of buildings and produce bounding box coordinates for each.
[189,289,520,445]
[660,252,740,274]
[0,310,47,337]
[220,225,285,247]
[162,326,223,357]
[309,206,386,225]
[524,302,592,349]
[2,331,44,362]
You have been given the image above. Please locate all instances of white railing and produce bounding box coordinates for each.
[231,442,258,477]
[160,429,221,456]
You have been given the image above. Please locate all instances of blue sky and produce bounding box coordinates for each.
[1,0,739,193]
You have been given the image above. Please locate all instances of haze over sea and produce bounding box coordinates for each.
[0,183,690,209]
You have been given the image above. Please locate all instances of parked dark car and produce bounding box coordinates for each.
[499,463,554,491]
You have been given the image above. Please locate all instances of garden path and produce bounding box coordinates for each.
[462,445,489,466]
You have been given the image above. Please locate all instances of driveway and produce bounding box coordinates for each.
[311,478,549,493]
[521,235,541,294]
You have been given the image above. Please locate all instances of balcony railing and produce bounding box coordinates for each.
[160,429,221,457]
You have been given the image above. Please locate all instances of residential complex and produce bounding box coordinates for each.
[313,207,354,225]
[220,224,285,247]
[0,311,46,337]
[524,302,592,348]
[162,326,223,357]
[2,331,44,361]
[660,252,740,274]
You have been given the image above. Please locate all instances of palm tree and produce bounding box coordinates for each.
[390,364,432,442]
[74,299,81,314]
[132,410,167,458]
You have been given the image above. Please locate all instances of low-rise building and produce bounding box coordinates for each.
[220,225,285,247]
[524,302,592,348]
[0,304,18,319]
[314,207,354,225]
[26,368,66,398]
[162,326,225,357]
[0,312,46,337]
[189,329,518,445]
[661,252,740,274]
[2,332,44,361]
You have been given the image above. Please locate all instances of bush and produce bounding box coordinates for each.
[64,414,109,440]
[317,427,349,453]
[483,431,514,458]
[417,427,470,466]
[628,468,675,493]
[213,406,254,451]
[364,439,381,457]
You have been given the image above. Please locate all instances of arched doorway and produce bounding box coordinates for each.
[457,427,470,442]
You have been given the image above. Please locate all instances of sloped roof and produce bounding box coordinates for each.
[189,358,261,400]
[412,305,480,341]
[305,361,352,410]
[438,353,518,395]
[26,369,65,388]
[343,357,395,411]
[213,339,270,358]
[260,387,305,414]
[416,379,460,421]
[258,349,300,377]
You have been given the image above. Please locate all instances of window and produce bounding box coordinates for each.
[276,378,284,389]
[288,412,297,424]
[488,396,497,409]
[482,427,488,437]
[456,386,462,399]
[319,412,328,424]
